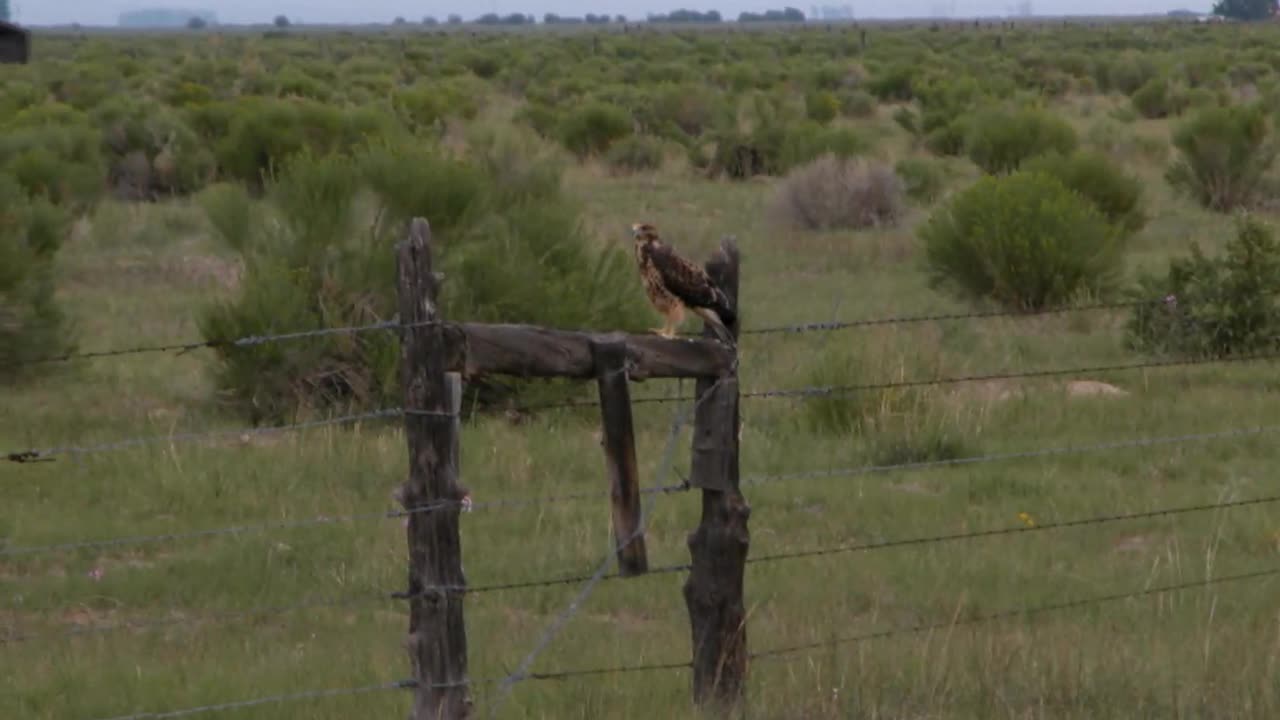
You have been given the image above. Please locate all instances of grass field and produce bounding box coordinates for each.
[4,18,1280,720]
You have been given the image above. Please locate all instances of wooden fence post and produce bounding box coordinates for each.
[591,336,649,577]
[682,238,749,714]
[396,217,471,720]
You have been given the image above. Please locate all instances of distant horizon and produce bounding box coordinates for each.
[10,1,1216,28]
[12,10,1215,29]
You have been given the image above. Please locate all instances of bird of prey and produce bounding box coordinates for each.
[630,222,736,345]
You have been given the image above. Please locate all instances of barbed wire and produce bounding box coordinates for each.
[5,294,1171,370]
[740,423,1280,488]
[743,348,1280,401]
[10,491,1272,646]
[484,372,722,717]
[1,407,432,463]
[9,342,1277,465]
[739,297,1157,336]
[0,480,692,558]
[743,493,1280,567]
[8,421,1274,559]
[90,679,417,720]
[748,566,1280,662]
[69,566,1276,719]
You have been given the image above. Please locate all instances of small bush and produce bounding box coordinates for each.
[964,107,1078,175]
[777,123,870,173]
[767,153,904,231]
[0,176,74,381]
[1021,150,1147,237]
[1166,104,1276,212]
[895,156,946,205]
[1126,214,1280,358]
[919,170,1123,310]
[558,101,633,158]
[605,135,666,174]
[840,90,878,118]
[1130,76,1186,119]
[804,90,840,125]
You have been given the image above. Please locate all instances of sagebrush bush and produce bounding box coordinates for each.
[91,96,215,199]
[804,90,839,125]
[1127,214,1280,358]
[839,90,878,118]
[1166,103,1276,212]
[1021,150,1147,237]
[919,170,1124,310]
[964,106,1078,174]
[0,176,74,381]
[1130,76,1186,119]
[0,103,106,212]
[207,97,398,190]
[767,153,904,231]
[895,156,947,204]
[558,101,633,158]
[605,135,666,174]
[198,135,648,423]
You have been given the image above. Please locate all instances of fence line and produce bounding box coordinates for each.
[739,296,1158,336]
[4,294,1175,370]
[92,680,416,720]
[7,422,1277,559]
[10,346,1278,464]
[748,566,1280,661]
[13,490,1275,646]
[86,566,1275,720]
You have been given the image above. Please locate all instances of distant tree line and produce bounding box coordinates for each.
[738,7,806,21]
[413,8,809,26]
[646,9,723,22]
[543,13,627,24]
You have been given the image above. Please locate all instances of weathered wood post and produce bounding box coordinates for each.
[591,336,649,576]
[396,217,471,719]
[682,238,749,714]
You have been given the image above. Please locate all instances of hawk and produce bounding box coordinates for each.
[630,222,736,345]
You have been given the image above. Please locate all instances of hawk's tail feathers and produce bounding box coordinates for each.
[692,306,736,346]
[711,288,737,327]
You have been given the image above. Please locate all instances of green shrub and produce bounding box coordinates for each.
[895,156,947,204]
[1130,76,1186,119]
[919,171,1123,310]
[804,90,840,125]
[0,176,74,381]
[1166,104,1276,212]
[0,103,106,212]
[1127,214,1280,359]
[1021,150,1147,237]
[558,101,633,158]
[605,135,666,174]
[778,123,870,172]
[964,107,1078,174]
[199,138,647,423]
[767,154,905,231]
[90,97,215,199]
[212,97,398,190]
[840,90,878,118]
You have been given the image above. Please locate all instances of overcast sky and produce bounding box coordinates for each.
[14,0,1211,26]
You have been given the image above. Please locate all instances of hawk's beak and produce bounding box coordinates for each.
[630,223,643,238]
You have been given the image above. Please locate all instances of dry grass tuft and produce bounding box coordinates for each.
[767,153,905,231]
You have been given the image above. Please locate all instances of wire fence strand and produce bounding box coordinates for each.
[749,566,1280,661]
[8,422,1275,559]
[5,293,1177,370]
[91,679,416,720]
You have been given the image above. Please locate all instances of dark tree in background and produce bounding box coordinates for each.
[1212,0,1277,21]
[0,0,10,22]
